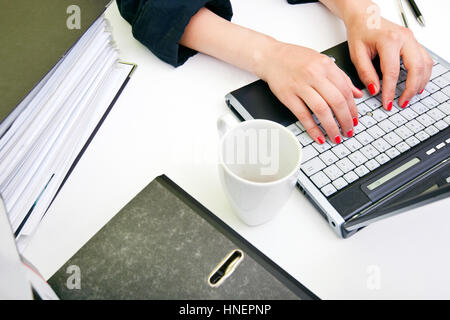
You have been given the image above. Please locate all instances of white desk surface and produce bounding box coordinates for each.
[23,0,450,299]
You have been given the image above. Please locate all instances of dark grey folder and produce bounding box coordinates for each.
[48,175,318,300]
[0,0,110,123]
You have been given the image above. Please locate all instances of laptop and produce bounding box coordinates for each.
[225,41,450,238]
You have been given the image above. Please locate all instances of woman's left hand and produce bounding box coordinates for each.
[345,12,433,111]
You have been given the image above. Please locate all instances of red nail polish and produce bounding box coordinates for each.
[353,117,358,126]
[334,135,342,144]
[317,136,325,145]
[368,83,377,95]
[347,129,354,138]
[419,89,424,94]
[387,101,393,111]
[402,100,409,109]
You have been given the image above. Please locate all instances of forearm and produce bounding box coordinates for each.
[319,0,376,25]
[179,7,277,79]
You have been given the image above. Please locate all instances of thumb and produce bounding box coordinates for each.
[350,44,380,96]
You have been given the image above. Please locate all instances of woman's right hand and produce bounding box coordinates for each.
[256,41,364,144]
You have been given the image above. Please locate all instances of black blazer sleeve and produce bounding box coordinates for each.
[116,0,233,67]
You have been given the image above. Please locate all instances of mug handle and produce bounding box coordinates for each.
[217,113,240,138]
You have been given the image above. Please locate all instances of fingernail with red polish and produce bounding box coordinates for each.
[317,136,325,145]
[419,89,424,94]
[334,135,342,144]
[402,100,409,109]
[368,83,377,95]
[353,117,358,126]
[347,129,354,138]
[387,101,393,111]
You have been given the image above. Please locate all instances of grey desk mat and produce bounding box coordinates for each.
[48,175,317,299]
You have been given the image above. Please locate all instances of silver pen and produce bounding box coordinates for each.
[397,0,409,28]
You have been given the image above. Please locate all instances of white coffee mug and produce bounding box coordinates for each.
[217,114,302,226]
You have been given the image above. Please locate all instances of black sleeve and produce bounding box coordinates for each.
[116,0,233,67]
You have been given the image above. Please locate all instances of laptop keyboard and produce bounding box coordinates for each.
[288,62,450,197]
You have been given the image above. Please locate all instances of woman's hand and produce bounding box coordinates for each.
[344,6,433,111]
[257,42,363,145]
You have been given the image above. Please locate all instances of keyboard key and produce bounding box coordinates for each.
[331,144,351,159]
[394,125,414,139]
[424,125,439,136]
[344,138,363,153]
[358,103,372,115]
[360,115,377,128]
[415,130,430,142]
[365,159,380,171]
[386,147,401,159]
[343,171,359,184]
[396,141,410,153]
[445,116,450,125]
[336,157,356,173]
[375,153,390,165]
[378,119,396,133]
[411,102,428,114]
[302,157,326,176]
[433,76,450,88]
[434,120,448,130]
[361,145,380,159]
[365,97,383,110]
[438,102,450,115]
[354,165,370,177]
[310,171,331,188]
[421,97,440,109]
[372,109,388,122]
[287,123,302,136]
[427,108,446,121]
[367,124,385,139]
[390,113,408,126]
[297,132,314,146]
[436,142,445,150]
[302,145,319,163]
[312,141,331,153]
[405,119,424,133]
[405,136,420,147]
[323,164,343,180]
[332,177,348,190]
[416,114,435,127]
[431,64,448,79]
[425,82,440,94]
[399,108,418,121]
[348,151,368,166]
[442,86,450,98]
[321,184,337,197]
[319,150,339,166]
[384,132,403,146]
[431,91,449,104]
[356,131,374,145]
[372,138,391,153]
[354,122,366,134]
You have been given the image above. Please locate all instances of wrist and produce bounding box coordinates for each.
[250,35,281,81]
[338,0,377,27]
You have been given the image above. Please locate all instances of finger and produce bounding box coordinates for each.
[418,46,433,94]
[331,69,360,128]
[399,41,425,108]
[299,87,342,144]
[314,79,354,138]
[350,42,380,96]
[378,43,401,111]
[279,94,325,145]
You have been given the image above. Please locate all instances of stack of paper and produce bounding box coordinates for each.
[0,16,134,251]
